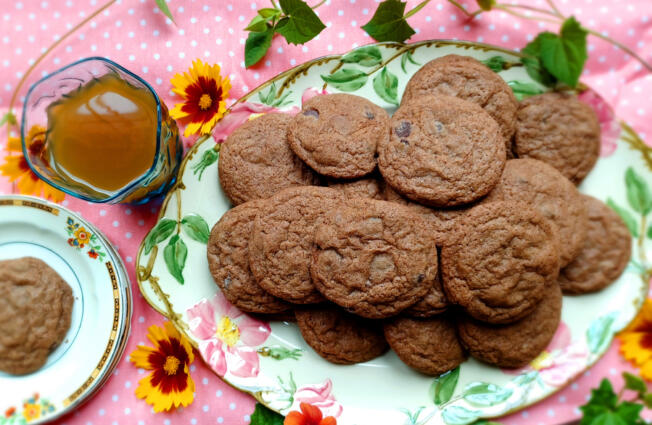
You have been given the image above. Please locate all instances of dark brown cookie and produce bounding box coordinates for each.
[218,113,319,205]
[288,93,389,178]
[384,315,467,375]
[401,54,518,149]
[559,195,632,294]
[379,95,505,207]
[458,283,563,368]
[0,257,73,375]
[249,186,344,304]
[295,305,388,364]
[207,200,290,314]
[311,199,435,319]
[327,176,384,200]
[404,268,447,318]
[515,92,601,184]
[483,158,588,267]
[441,201,560,324]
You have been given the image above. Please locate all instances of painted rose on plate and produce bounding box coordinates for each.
[291,379,343,419]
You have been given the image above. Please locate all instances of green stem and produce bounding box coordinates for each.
[494,5,562,24]
[585,28,652,73]
[446,0,478,18]
[500,4,563,19]
[545,0,563,17]
[311,0,326,9]
[405,0,432,19]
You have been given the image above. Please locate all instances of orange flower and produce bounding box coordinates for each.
[619,298,652,380]
[0,126,65,202]
[170,59,231,137]
[285,403,337,425]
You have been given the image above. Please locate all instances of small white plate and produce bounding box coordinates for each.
[0,195,131,425]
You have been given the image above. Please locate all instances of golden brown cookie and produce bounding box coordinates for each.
[441,201,560,324]
[295,305,388,364]
[207,200,290,314]
[288,93,389,178]
[379,95,505,207]
[401,54,518,149]
[327,176,384,200]
[218,113,319,205]
[0,257,73,375]
[559,195,632,294]
[311,199,435,319]
[457,283,563,368]
[384,315,467,375]
[515,92,600,184]
[249,186,344,304]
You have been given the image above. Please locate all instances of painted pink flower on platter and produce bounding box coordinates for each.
[291,379,343,419]
[579,88,621,157]
[186,292,271,378]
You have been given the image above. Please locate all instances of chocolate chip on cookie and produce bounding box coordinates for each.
[405,250,447,318]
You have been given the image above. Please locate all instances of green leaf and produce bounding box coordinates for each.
[164,234,188,284]
[400,50,420,73]
[143,218,176,255]
[192,149,219,180]
[625,167,652,215]
[507,81,544,101]
[274,0,325,45]
[245,14,269,32]
[320,68,368,92]
[0,111,17,127]
[155,0,175,24]
[615,402,644,423]
[341,46,383,67]
[373,67,399,105]
[607,199,639,237]
[259,7,282,20]
[477,0,496,11]
[587,313,616,354]
[622,372,647,395]
[647,224,652,239]
[258,346,303,360]
[538,16,588,87]
[643,393,652,408]
[249,403,284,425]
[482,56,506,72]
[404,0,431,18]
[361,0,416,43]
[463,382,513,407]
[521,34,557,87]
[245,26,274,68]
[441,406,480,425]
[181,214,210,243]
[430,367,460,406]
[512,371,538,386]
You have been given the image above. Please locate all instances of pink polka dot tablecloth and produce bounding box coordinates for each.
[1,1,651,424]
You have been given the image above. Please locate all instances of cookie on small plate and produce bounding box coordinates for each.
[288,93,389,178]
[218,113,319,205]
[378,95,505,207]
[401,54,518,149]
[312,199,435,319]
[441,201,560,324]
[207,199,290,314]
[559,195,632,294]
[484,158,588,267]
[457,283,563,368]
[249,186,343,304]
[327,176,384,200]
[295,305,388,364]
[515,92,600,184]
[384,315,466,376]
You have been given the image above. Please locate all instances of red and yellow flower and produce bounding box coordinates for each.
[285,403,337,425]
[619,298,652,381]
[170,59,231,137]
[0,126,65,202]
[129,321,195,412]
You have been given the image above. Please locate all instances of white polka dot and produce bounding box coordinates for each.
[124,408,130,415]
[243,416,250,422]
[229,402,236,410]
[438,26,445,32]
[99,409,105,416]
[191,419,197,425]
[140,19,146,26]
[112,394,118,402]
[128,31,134,38]
[112,221,119,227]
[164,420,171,425]
[216,390,223,397]
[178,29,185,35]
[521,411,529,418]
[547,409,555,417]
[191,40,198,47]
[558,395,566,402]
[179,52,185,58]
[129,55,135,61]
[126,256,133,263]
[501,34,509,42]
[140,42,147,49]
[178,6,184,12]
[167,65,173,72]
[115,43,122,50]
[217,418,224,424]
[203,405,209,412]
[99,210,107,216]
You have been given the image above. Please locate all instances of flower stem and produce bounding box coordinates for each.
[494,5,562,24]
[501,4,563,19]
[446,0,476,18]
[545,0,563,17]
[311,0,326,9]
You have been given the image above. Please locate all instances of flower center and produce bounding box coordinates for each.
[163,355,181,375]
[529,350,552,371]
[216,316,240,347]
[198,93,213,110]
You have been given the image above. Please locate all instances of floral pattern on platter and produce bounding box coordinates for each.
[578,88,621,158]
[65,217,107,260]
[186,292,271,378]
[291,380,343,419]
[0,394,55,425]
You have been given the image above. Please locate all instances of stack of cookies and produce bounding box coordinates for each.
[209,54,632,376]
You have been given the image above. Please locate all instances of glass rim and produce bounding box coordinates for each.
[21,56,164,203]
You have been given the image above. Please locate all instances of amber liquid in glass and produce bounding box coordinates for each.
[45,73,159,195]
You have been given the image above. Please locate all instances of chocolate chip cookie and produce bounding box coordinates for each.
[218,113,319,205]
[327,176,384,200]
[457,282,563,368]
[207,199,290,314]
[288,93,390,178]
[515,92,601,184]
[249,186,344,304]
[441,201,560,324]
[401,54,518,149]
[295,305,388,364]
[384,315,467,375]
[559,195,632,294]
[378,95,505,207]
[311,199,435,319]
[483,158,588,267]
[0,257,73,375]
[404,270,447,318]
